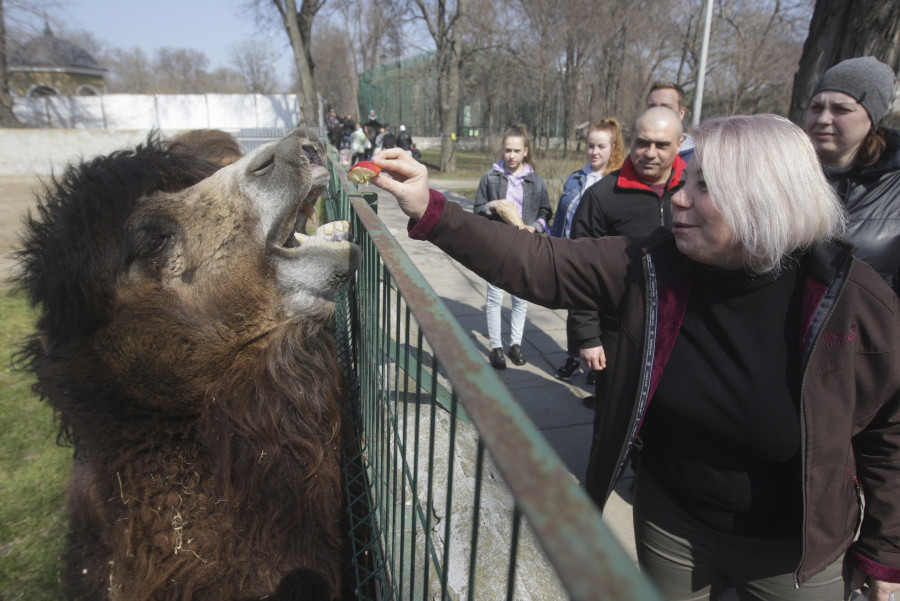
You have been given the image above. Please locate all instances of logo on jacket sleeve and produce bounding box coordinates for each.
[822,323,857,347]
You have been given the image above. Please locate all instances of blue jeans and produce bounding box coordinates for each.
[485,283,527,349]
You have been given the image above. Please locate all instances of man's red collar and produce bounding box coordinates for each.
[617,154,687,192]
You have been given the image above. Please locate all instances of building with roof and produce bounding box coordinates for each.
[9,25,107,98]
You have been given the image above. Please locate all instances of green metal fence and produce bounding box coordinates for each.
[323,152,663,601]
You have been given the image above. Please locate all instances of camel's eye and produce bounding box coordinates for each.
[124,217,178,270]
[146,234,170,256]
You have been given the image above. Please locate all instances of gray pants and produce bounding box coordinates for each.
[632,467,851,601]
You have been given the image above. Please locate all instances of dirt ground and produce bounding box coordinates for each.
[0,175,43,290]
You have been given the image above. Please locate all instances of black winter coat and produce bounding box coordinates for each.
[568,156,685,349]
[827,127,900,295]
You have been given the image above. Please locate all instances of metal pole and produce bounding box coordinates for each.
[692,0,715,127]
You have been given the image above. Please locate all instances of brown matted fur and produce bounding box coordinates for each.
[167,129,244,168]
[14,130,358,600]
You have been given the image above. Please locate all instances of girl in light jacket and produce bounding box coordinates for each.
[473,125,551,370]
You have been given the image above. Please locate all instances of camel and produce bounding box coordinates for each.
[14,128,360,600]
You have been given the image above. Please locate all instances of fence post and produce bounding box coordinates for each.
[362,192,378,213]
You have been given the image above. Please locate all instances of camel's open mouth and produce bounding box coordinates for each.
[288,221,354,251]
[283,199,319,249]
[270,165,355,258]
[265,132,358,262]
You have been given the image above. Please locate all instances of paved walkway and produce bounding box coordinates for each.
[361,179,639,562]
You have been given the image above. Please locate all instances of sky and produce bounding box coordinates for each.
[67,0,296,81]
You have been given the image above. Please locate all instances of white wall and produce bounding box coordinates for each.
[0,129,174,176]
[13,94,302,130]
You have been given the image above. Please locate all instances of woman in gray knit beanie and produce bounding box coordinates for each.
[806,56,900,295]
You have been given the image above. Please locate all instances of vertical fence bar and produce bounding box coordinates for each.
[466,438,485,601]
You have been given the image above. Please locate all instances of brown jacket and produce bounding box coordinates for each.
[410,192,900,585]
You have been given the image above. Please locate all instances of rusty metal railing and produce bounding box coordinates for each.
[325,152,662,601]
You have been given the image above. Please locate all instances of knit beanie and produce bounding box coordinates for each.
[811,56,897,125]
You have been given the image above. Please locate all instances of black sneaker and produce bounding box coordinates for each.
[555,356,581,381]
[586,370,599,386]
[582,395,597,409]
[507,344,526,366]
[490,347,507,370]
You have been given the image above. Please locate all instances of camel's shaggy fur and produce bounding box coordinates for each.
[167,129,244,167]
[14,129,360,600]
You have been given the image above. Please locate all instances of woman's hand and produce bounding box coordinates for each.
[371,148,431,220]
[579,345,607,371]
[852,569,900,601]
[488,199,507,212]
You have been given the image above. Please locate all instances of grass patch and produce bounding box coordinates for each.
[418,147,583,212]
[0,289,68,601]
[419,148,490,181]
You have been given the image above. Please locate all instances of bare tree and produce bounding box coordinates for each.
[263,0,325,126]
[709,0,807,117]
[229,39,281,93]
[105,47,154,93]
[0,0,21,127]
[311,20,357,115]
[153,47,211,93]
[322,0,409,123]
[409,0,465,172]
[588,0,632,121]
[330,0,408,76]
[513,0,606,152]
[788,0,900,124]
[208,67,253,93]
[557,0,605,154]
[515,0,563,149]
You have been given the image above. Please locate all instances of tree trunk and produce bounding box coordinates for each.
[437,44,460,173]
[282,0,321,127]
[437,0,464,173]
[562,43,576,158]
[788,0,900,124]
[0,0,23,128]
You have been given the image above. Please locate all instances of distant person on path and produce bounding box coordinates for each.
[341,114,355,149]
[397,125,413,154]
[551,118,626,384]
[473,124,552,370]
[370,114,900,601]
[805,56,900,295]
[364,124,378,159]
[373,127,386,156]
[350,122,369,164]
[382,126,396,150]
[327,117,343,149]
[647,81,694,161]
[568,107,685,409]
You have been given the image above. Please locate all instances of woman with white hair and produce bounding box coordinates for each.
[371,114,900,600]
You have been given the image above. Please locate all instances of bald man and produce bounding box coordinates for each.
[566,107,686,409]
